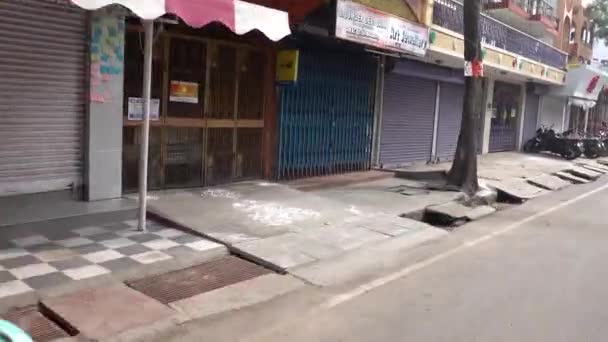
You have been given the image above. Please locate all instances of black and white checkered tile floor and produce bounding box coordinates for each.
[0,220,221,298]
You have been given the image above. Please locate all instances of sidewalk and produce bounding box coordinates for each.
[394,152,608,197]
[2,155,608,341]
[146,177,461,273]
[0,215,227,311]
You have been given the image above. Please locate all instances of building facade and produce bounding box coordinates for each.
[4,0,607,205]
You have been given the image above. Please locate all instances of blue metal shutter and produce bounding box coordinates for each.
[0,0,86,196]
[436,82,464,161]
[277,50,376,180]
[379,74,436,167]
[522,90,540,143]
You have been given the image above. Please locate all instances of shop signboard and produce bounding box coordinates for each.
[335,0,429,56]
[128,97,160,120]
[276,49,299,83]
[170,81,199,103]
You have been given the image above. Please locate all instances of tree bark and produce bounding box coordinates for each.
[447,0,483,196]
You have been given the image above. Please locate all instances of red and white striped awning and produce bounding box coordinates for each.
[70,0,291,41]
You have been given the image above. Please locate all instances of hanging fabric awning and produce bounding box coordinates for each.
[71,0,291,41]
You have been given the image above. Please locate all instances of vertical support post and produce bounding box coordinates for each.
[583,107,590,134]
[430,82,441,162]
[371,55,385,168]
[562,98,570,132]
[516,84,527,150]
[481,78,494,154]
[138,20,154,232]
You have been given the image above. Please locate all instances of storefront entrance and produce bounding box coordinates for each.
[122,26,269,191]
[489,81,521,152]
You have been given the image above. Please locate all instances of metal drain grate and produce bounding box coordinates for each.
[126,256,270,304]
[3,306,70,341]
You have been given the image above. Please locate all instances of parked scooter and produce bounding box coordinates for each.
[562,130,606,159]
[523,127,583,160]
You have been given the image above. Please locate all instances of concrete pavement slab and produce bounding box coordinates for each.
[465,205,496,221]
[527,174,572,191]
[169,274,304,322]
[426,202,496,221]
[581,164,608,174]
[596,158,608,166]
[426,202,472,219]
[290,228,448,286]
[41,283,176,341]
[233,234,322,270]
[301,226,388,251]
[554,171,590,184]
[567,166,602,180]
[491,178,549,200]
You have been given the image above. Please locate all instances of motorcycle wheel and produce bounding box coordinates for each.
[561,147,580,160]
[584,148,600,159]
[523,140,539,153]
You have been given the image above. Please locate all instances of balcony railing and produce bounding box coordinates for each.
[529,0,556,20]
[433,0,567,69]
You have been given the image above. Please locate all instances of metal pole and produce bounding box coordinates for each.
[430,82,441,162]
[138,20,154,232]
[583,107,590,134]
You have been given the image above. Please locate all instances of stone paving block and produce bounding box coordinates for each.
[554,171,589,184]
[364,222,412,237]
[391,216,441,231]
[527,174,572,191]
[596,158,608,166]
[465,205,496,221]
[567,166,602,180]
[41,283,175,340]
[492,178,548,200]
[301,226,388,251]
[581,164,608,174]
[234,234,318,270]
[426,202,472,219]
[169,274,304,321]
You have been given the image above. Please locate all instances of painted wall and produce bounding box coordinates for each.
[86,9,125,200]
[430,29,567,85]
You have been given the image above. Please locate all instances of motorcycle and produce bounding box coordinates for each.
[523,127,583,160]
[562,130,606,159]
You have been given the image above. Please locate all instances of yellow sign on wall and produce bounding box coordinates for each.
[276,50,299,83]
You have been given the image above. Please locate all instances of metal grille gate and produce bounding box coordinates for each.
[277,50,376,180]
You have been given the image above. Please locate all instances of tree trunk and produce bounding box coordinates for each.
[447,0,483,196]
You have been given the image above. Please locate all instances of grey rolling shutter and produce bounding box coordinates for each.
[523,91,540,143]
[0,0,87,196]
[379,74,436,167]
[539,96,566,132]
[436,82,464,161]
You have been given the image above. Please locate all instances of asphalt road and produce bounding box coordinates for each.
[247,179,608,342]
[156,177,608,342]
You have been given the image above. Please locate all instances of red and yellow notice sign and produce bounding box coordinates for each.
[170,81,199,103]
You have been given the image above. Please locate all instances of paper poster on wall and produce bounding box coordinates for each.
[170,81,199,103]
[128,97,160,120]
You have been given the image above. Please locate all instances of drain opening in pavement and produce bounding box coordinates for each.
[126,256,271,304]
[3,305,75,341]
[401,193,522,231]
[401,210,466,231]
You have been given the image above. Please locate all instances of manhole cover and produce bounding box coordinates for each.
[3,306,71,341]
[126,256,270,304]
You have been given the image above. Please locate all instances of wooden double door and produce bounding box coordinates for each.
[122,30,268,191]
